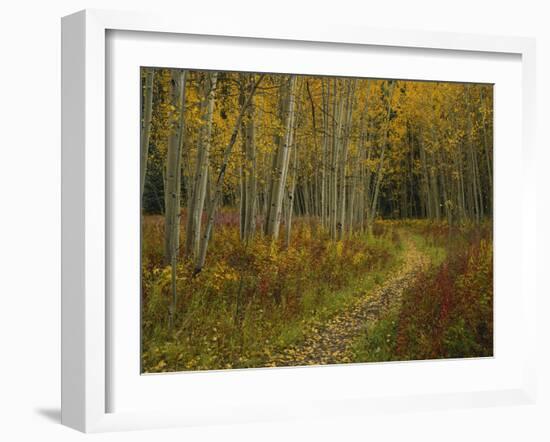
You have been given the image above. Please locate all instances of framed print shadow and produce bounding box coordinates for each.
[61,9,537,433]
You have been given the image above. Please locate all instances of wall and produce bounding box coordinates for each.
[0,1,547,440]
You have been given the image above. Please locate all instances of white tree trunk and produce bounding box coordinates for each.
[164,70,187,264]
[265,75,298,240]
[369,80,396,227]
[163,70,187,321]
[140,68,155,200]
[194,75,264,274]
[285,139,299,248]
[336,79,356,240]
[239,74,258,242]
[185,73,218,258]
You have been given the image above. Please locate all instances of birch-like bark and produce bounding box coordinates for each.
[163,70,187,321]
[419,137,432,219]
[457,141,467,220]
[364,129,374,230]
[465,86,481,223]
[329,79,344,240]
[285,142,298,248]
[369,81,396,228]
[194,75,264,274]
[265,75,298,240]
[263,80,287,235]
[305,80,320,218]
[427,101,441,221]
[321,79,330,228]
[357,80,370,231]
[241,74,258,242]
[164,70,187,264]
[430,152,441,220]
[480,87,493,193]
[185,73,218,257]
[140,68,155,200]
[336,79,356,240]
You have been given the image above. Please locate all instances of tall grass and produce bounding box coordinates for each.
[141,211,402,372]
[352,220,493,362]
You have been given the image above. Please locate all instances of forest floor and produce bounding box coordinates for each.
[142,219,493,372]
[268,234,430,367]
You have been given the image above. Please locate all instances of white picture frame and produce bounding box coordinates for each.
[61,9,537,433]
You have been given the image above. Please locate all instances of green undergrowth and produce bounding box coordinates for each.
[351,220,493,363]
[410,233,447,267]
[141,218,404,372]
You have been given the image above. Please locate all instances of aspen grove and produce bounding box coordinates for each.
[141,69,493,372]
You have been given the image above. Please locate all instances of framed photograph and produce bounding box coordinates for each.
[61,9,537,432]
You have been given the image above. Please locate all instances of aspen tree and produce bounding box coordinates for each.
[285,89,301,248]
[239,74,258,242]
[336,79,356,240]
[265,75,298,240]
[321,79,330,228]
[368,80,396,231]
[140,68,155,200]
[194,75,264,274]
[329,79,344,240]
[185,72,218,257]
[163,70,187,321]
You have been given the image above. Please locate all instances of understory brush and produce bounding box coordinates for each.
[352,220,493,362]
[141,213,402,372]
